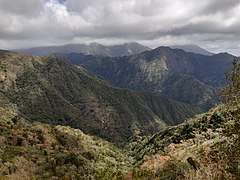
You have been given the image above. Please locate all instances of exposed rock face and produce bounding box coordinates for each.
[137,57,169,91]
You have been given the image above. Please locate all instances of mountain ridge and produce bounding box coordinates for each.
[170,44,214,56]
[0,50,200,145]
[12,42,151,57]
[59,46,234,110]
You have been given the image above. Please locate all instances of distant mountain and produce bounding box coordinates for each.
[59,47,234,110]
[107,42,151,57]
[170,44,214,56]
[0,50,199,145]
[170,45,214,56]
[12,42,151,57]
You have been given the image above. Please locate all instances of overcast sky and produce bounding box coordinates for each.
[0,0,240,55]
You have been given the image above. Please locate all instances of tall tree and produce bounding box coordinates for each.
[221,57,240,179]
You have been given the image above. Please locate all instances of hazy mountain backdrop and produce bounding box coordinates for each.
[13,42,151,57]
[170,45,215,56]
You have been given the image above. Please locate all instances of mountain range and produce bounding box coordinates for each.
[13,42,215,57]
[58,47,234,110]
[0,50,200,145]
[13,42,151,57]
[0,48,239,179]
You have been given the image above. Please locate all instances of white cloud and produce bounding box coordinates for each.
[0,0,239,55]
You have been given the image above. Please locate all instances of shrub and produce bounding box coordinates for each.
[156,160,189,180]
[94,168,125,180]
[132,168,155,180]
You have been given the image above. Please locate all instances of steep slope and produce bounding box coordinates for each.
[127,99,239,179]
[138,92,202,125]
[13,42,150,57]
[129,105,230,161]
[161,74,219,110]
[1,96,237,179]
[170,44,214,56]
[1,57,238,179]
[60,47,233,109]
[129,60,239,178]
[0,110,133,179]
[0,50,199,145]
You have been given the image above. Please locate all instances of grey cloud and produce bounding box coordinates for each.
[0,0,45,17]
[168,18,240,37]
[0,0,239,55]
[169,22,226,36]
[199,0,240,15]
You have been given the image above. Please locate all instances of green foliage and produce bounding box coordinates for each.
[1,52,167,145]
[0,51,203,146]
[220,58,240,179]
[1,49,239,179]
[15,70,38,88]
[221,57,240,104]
[2,147,24,162]
[64,47,229,110]
[132,168,155,179]
[0,63,7,72]
[0,119,133,179]
[54,152,85,168]
[156,160,189,180]
[94,168,125,180]
[55,130,79,149]
[129,105,232,163]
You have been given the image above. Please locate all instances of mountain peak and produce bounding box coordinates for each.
[170,44,214,56]
[123,42,146,46]
[89,42,103,46]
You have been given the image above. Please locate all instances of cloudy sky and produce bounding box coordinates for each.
[0,0,240,55]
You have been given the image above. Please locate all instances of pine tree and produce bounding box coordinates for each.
[221,57,240,105]
[221,57,240,179]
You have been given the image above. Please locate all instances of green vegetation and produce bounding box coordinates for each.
[0,118,133,179]
[0,51,239,179]
[221,57,240,178]
[0,50,200,146]
[126,58,240,179]
[62,47,233,110]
